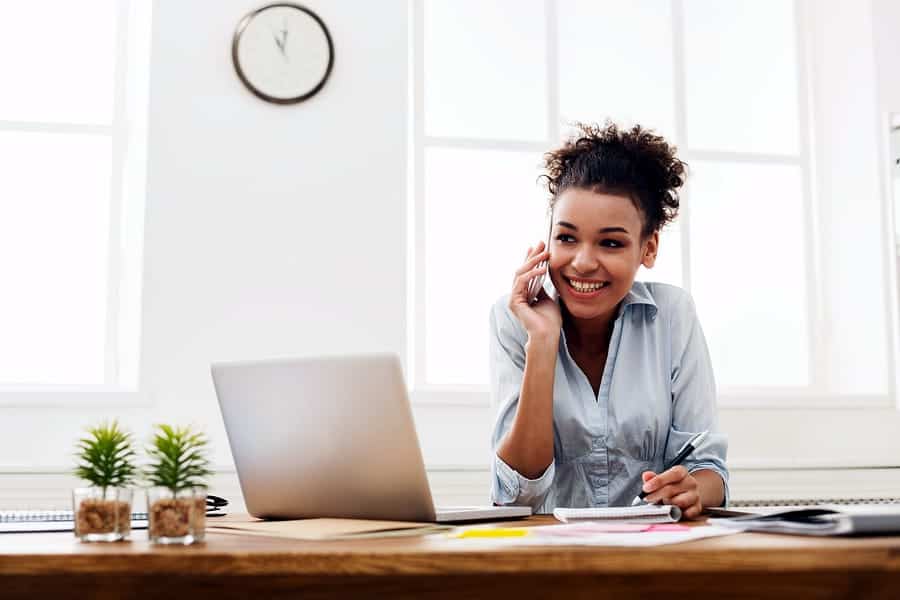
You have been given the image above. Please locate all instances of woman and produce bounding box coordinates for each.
[489,122,728,518]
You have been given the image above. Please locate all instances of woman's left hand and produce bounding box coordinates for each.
[640,466,702,519]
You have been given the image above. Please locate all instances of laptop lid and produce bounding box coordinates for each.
[211,353,438,522]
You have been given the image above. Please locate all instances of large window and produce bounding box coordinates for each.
[0,1,150,396]
[410,0,895,413]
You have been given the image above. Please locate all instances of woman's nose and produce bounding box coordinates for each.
[571,246,599,274]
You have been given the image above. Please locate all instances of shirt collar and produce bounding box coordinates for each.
[617,280,658,319]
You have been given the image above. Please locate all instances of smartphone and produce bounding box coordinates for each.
[526,209,555,304]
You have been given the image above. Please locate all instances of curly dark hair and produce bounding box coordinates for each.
[541,121,686,237]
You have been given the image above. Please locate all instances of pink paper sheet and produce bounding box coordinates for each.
[535,522,691,537]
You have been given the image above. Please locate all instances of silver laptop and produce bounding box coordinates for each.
[211,353,530,523]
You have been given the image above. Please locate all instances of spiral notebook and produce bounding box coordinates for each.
[0,510,149,533]
[1,495,229,532]
[553,504,683,523]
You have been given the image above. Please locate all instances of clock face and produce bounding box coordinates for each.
[233,4,334,103]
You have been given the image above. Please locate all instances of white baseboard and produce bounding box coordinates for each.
[3,467,899,511]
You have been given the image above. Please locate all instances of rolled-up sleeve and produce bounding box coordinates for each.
[488,299,555,510]
[666,292,730,506]
[493,453,556,507]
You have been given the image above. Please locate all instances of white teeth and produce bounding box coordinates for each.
[568,279,606,292]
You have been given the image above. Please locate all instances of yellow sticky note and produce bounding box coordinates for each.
[454,528,530,539]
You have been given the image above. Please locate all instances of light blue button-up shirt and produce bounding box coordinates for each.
[489,281,729,513]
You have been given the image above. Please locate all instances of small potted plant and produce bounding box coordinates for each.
[72,421,137,542]
[145,424,211,545]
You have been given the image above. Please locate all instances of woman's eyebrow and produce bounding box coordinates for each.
[557,221,630,235]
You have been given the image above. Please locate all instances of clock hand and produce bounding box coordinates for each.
[281,18,289,53]
[272,29,287,57]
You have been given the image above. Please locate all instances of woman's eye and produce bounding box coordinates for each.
[600,239,624,248]
[556,234,575,243]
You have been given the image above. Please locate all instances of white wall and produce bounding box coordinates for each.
[873,0,900,258]
[0,0,409,469]
[873,0,900,398]
[873,0,900,112]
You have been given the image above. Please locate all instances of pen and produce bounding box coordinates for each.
[630,430,708,506]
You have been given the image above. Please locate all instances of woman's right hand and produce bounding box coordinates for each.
[509,241,562,342]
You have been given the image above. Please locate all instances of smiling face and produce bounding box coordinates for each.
[548,187,658,322]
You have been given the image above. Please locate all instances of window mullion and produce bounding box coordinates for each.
[793,0,825,395]
[545,0,559,146]
[104,0,130,386]
[670,0,692,293]
[411,0,427,390]
[422,136,546,153]
[681,150,804,165]
[0,121,112,135]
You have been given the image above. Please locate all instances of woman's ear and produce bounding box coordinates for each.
[641,231,659,268]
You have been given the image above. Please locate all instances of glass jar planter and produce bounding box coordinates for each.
[147,486,206,545]
[72,487,134,542]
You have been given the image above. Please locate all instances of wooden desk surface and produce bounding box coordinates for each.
[2,516,900,599]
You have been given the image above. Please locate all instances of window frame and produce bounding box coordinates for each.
[0,0,150,406]
[409,0,899,411]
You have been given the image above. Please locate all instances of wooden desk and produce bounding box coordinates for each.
[2,516,900,599]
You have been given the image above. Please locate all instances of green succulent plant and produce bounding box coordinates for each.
[74,421,137,493]
[145,424,212,493]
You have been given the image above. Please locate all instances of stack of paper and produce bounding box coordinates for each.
[710,506,900,536]
[451,521,737,547]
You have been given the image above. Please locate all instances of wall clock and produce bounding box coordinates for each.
[232,3,334,104]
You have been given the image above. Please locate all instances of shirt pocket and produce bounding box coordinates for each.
[612,419,659,463]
